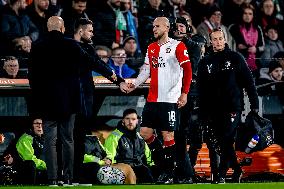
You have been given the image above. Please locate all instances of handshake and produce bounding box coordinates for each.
[119,82,136,94]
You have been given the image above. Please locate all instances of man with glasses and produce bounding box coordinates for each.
[196,4,235,50]
[15,118,47,184]
[109,47,136,78]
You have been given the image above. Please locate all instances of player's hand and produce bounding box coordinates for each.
[0,133,5,144]
[119,82,129,93]
[177,93,187,108]
[126,83,136,93]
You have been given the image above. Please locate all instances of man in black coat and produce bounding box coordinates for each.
[29,16,127,186]
[72,18,122,183]
[197,28,259,183]
[171,17,200,183]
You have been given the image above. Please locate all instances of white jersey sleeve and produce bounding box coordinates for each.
[134,51,150,87]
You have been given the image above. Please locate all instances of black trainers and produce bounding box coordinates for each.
[178,177,193,184]
[232,169,243,183]
[211,177,225,184]
[218,177,226,184]
[62,180,74,187]
[156,173,174,184]
[48,180,58,187]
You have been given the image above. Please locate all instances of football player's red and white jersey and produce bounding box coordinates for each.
[143,38,190,103]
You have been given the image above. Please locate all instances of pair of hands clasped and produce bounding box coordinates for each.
[119,81,188,109]
[119,82,135,94]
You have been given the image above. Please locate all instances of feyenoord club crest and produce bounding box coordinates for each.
[166,47,171,53]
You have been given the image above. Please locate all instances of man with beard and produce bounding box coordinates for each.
[126,17,192,184]
[59,0,89,38]
[26,0,56,40]
[72,18,127,184]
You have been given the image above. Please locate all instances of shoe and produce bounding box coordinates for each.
[78,183,93,186]
[211,177,225,184]
[232,169,243,183]
[48,180,58,187]
[218,177,226,184]
[178,177,193,184]
[156,173,174,184]
[62,180,74,187]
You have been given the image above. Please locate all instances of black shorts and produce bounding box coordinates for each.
[141,102,179,131]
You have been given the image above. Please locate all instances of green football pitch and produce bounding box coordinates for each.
[1,183,284,189]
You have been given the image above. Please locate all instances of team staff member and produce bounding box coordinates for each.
[29,16,127,186]
[126,17,192,184]
[72,18,124,182]
[197,28,259,183]
[172,16,200,183]
[16,119,47,184]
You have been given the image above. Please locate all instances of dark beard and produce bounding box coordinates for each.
[110,2,120,9]
[82,37,92,44]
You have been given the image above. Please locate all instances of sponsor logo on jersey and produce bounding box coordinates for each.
[151,56,166,68]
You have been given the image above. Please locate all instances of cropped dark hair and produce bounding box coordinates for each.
[123,108,137,118]
[74,18,93,32]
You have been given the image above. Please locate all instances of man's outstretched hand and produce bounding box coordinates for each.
[119,82,136,93]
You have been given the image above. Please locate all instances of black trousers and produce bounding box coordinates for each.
[208,112,241,178]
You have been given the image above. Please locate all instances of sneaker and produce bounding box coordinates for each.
[78,183,93,186]
[156,173,174,184]
[232,169,243,183]
[178,177,193,184]
[218,177,226,184]
[48,180,58,187]
[211,177,225,184]
[62,180,74,187]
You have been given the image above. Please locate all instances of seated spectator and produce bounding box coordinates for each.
[123,36,144,76]
[95,45,112,64]
[104,109,154,183]
[229,3,265,77]
[257,60,284,96]
[108,47,135,78]
[0,56,20,79]
[15,118,47,185]
[26,0,57,40]
[82,131,136,184]
[197,3,235,50]
[273,51,284,70]
[260,25,284,68]
[92,45,112,76]
[257,0,284,35]
[0,0,39,56]
[257,61,284,147]
[121,0,141,53]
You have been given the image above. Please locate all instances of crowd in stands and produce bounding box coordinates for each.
[1,0,284,186]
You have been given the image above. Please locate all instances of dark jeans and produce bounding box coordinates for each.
[43,114,75,181]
